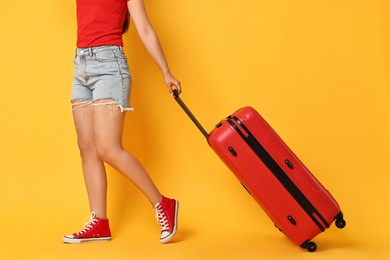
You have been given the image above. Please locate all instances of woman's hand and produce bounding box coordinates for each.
[164,72,181,96]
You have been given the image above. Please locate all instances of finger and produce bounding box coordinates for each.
[168,86,174,96]
[174,81,181,94]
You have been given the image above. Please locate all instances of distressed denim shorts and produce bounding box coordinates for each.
[71,45,133,112]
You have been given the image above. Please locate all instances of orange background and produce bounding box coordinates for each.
[0,0,389,259]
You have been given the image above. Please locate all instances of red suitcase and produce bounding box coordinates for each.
[173,91,346,252]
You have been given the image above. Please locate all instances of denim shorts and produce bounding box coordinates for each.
[71,45,133,111]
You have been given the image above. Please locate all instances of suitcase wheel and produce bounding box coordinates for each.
[301,241,317,252]
[334,212,346,229]
[335,218,346,229]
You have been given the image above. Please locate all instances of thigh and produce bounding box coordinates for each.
[92,99,126,150]
[72,101,95,150]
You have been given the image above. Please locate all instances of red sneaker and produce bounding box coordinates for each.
[154,196,179,243]
[63,212,112,244]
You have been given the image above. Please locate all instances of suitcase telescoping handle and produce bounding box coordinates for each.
[172,89,209,139]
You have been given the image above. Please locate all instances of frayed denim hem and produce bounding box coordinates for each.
[71,99,134,113]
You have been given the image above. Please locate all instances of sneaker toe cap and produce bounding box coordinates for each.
[160,231,170,239]
[160,231,175,243]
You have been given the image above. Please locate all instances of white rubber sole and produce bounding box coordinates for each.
[63,236,111,244]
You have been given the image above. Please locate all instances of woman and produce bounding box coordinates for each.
[63,0,181,244]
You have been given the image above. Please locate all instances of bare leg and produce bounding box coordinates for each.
[72,101,108,219]
[92,99,162,206]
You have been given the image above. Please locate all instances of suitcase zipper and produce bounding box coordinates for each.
[227,117,329,231]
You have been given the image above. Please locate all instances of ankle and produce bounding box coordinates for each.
[152,194,163,208]
[91,210,107,219]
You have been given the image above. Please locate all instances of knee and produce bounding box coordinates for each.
[95,141,121,164]
[77,140,98,159]
[96,144,110,162]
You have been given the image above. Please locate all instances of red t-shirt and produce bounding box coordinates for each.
[76,0,128,48]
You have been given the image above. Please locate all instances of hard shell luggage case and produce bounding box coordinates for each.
[172,91,346,252]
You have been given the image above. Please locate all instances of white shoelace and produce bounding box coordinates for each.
[75,211,98,235]
[155,204,169,231]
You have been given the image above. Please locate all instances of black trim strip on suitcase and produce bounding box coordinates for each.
[227,117,329,231]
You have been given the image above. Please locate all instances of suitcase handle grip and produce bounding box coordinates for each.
[173,89,209,139]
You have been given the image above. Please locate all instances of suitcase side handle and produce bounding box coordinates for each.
[172,89,209,139]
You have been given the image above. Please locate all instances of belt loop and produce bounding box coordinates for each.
[89,47,93,57]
